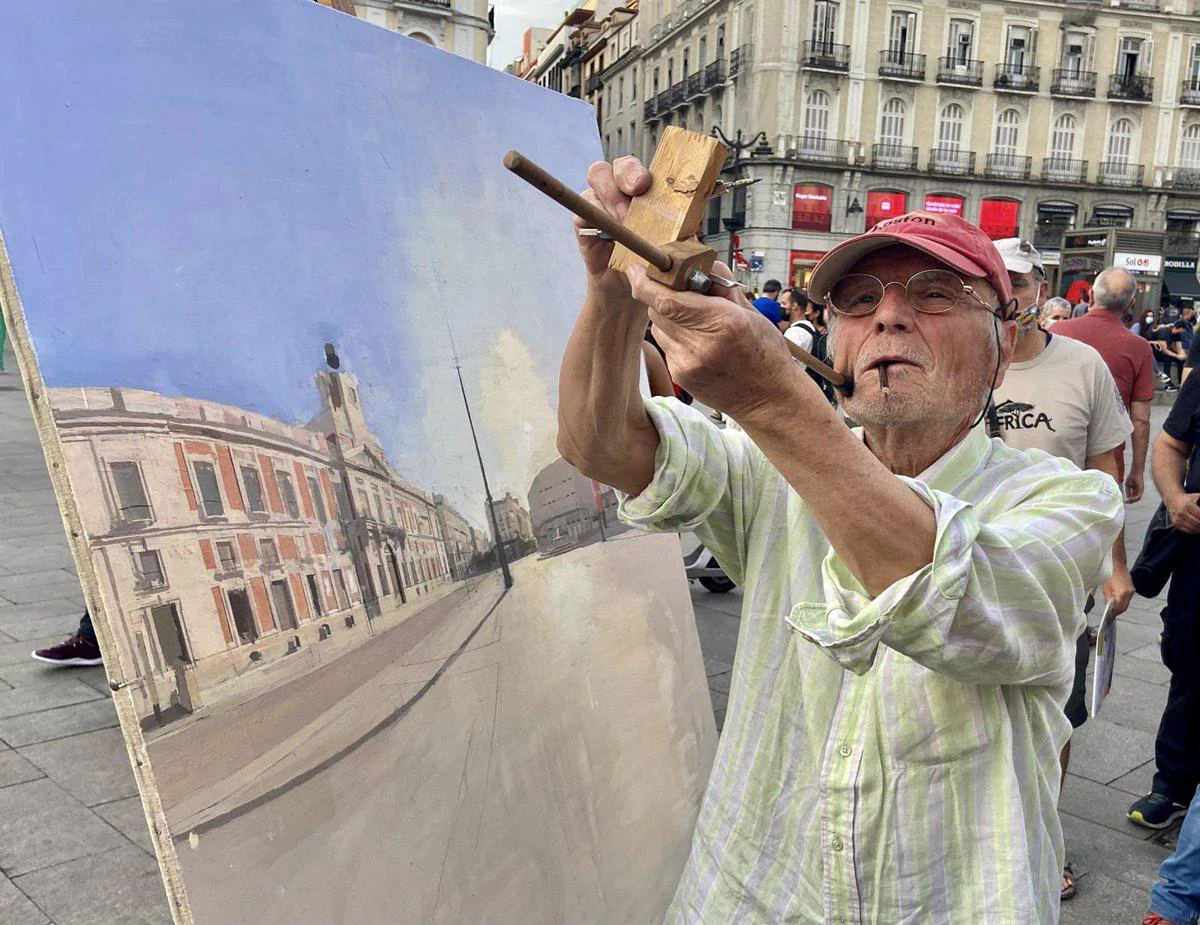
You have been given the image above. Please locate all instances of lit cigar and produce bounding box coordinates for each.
[879,363,890,394]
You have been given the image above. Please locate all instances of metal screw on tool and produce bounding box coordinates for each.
[687,269,713,294]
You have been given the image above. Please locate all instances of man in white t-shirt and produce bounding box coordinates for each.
[992,237,1135,903]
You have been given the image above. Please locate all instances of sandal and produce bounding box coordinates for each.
[1062,862,1077,900]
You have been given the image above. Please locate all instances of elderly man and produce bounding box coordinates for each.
[1041,297,1073,328]
[1053,268,1157,503]
[559,158,1123,923]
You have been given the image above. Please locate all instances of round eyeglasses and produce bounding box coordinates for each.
[826,269,994,318]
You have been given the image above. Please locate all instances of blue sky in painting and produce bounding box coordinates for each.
[0,0,599,527]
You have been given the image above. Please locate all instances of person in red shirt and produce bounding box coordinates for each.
[1053,267,1156,503]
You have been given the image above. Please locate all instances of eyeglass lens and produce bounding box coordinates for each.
[829,270,967,317]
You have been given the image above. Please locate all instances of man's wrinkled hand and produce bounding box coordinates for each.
[1102,566,1134,616]
[574,157,652,295]
[1167,491,1200,534]
[1124,470,1144,503]
[626,263,819,421]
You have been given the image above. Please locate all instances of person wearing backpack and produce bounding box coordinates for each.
[783,288,835,402]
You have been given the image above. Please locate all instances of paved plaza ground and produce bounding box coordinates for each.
[0,335,1186,923]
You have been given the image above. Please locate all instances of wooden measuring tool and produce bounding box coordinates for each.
[502,128,852,396]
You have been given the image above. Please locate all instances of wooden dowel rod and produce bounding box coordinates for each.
[783,339,852,393]
[503,150,674,273]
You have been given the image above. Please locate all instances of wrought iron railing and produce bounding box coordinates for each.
[801,41,850,71]
[879,49,926,81]
[985,153,1032,180]
[937,56,983,87]
[994,62,1040,93]
[1042,157,1089,183]
[1051,69,1097,98]
[1108,73,1154,102]
[703,59,726,90]
[786,136,853,164]
[928,147,975,175]
[1098,160,1145,186]
[872,144,919,171]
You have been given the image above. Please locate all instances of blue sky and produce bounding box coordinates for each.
[0,0,599,528]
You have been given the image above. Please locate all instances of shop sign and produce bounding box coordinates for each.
[1114,252,1162,275]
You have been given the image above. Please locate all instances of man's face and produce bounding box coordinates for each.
[1043,303,1071,325]
[831,245,1015,429]
[1184,307,1196,324]
[779,291,794,313]
[1008,270,1048,316]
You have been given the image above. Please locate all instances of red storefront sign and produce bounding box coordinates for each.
[979,199,1020,240]
[866,191,907,230]
[793,184,832,232]
[923,194,964,217]
[790,250,827,290]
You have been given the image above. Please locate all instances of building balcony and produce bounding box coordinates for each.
[1042,157,1089,184]
[872,143,919,171]
[729,44,752,78]
[879,50,926,82]
[703,59,726,90]
[1182,78,1200,107]
[643,100,658,121]
[1051,69,1097,98]
[1108,73,1154,103]
[585,73,602,95]
[669,81,686,108]
[783,135,853,165]
[801,41,850,72]
[993,62,1040,94]
[686,71,704,101]
[936,57,983,87]
[1173,167,1200,190]
[1098,160,1145,186]
[985,153,1032,180]
[928,147,975,176]
[1116,0,1159,9]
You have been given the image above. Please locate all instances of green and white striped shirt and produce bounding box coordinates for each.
[619,398,1123,924]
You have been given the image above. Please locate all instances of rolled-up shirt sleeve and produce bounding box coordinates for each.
[618,397,764,586]
[787,466,1123,686]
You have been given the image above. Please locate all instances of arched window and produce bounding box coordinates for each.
[803,89,831,139]
[1181,124,1200,169]
[937,103,965,151]
[880,97,906,146]
[993,109,1020,156]
[407,31,434,46]
[1050,113,1077,161]
[1107,117,1134,164]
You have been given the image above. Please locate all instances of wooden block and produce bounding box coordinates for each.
[609,126,727,273]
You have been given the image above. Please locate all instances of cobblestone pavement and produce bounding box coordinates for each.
[0,335,1184,923]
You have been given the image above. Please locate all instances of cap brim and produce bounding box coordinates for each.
[1001,256,1034,274]
[809,233,992,304]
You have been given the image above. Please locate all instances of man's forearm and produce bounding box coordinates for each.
[557,289,659,495]
[738,370,936,596]
[1132,420,1150,480]
[1152,434,1190,505]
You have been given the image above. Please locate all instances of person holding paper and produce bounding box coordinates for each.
[559,157,1124,923]
[989,238,1133,900]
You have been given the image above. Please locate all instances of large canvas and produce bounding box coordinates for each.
[0,3,716,922]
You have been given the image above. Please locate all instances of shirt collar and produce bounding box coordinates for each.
[851,423,993,496]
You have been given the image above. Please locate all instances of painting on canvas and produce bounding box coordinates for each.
[0,2,716,922]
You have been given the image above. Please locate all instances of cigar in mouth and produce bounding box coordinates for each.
[879,363,890,394]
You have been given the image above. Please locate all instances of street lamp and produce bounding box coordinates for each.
[711,126,770,270]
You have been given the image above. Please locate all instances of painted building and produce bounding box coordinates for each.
[51,364,456,720]
[433,493,478,579]
[527,456,624,554]
[486,490,533,546]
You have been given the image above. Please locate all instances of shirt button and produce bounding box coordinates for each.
[831,836,844,852]
[839,745,852,758]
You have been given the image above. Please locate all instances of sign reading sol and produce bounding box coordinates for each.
[1114,252,1163,274]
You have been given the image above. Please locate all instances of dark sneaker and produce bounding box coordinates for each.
[1128,792,1187,829]
[31,634,102,667]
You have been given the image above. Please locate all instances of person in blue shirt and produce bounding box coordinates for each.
[751,278,783,325]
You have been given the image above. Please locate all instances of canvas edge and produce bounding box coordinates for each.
[0,230,194,925]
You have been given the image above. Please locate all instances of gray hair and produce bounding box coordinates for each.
[1092,268,1138,313]
[1039,297,1071,321]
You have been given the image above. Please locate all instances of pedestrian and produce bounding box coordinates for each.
[751,278,783,325]
[1040,296,1072,328]
[1071,287,1092,317]
[1153,321,1189,388]
[566,159,1123,923]
[31,612,103,667]
[1143,787,1200,925]
[1130,369,1200,831]
[991,238,1135,901]
[783,288,836,404]
[1053,267,1157,503]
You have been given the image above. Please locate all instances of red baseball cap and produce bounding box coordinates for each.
[808,211,1013,308]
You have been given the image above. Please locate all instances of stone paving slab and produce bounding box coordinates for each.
[0,697,121,749]
[0,778,126,877]
[95,796,158,855]
[12,844,172,925]
[0,873,49,925]
[20,728,141,809]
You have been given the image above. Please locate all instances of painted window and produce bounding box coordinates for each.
[137,550,166,587]
[1181,124,1200,168]
[276,470,300,520]
[880,97,906,145]
[937,103,964,151]
[803,89,831,139]
[994,109,1020,156]
[240,465,266,513]
[111,461,152,522]
[1106,118,1133,164]
[216,540,237,571]
[192,461,224,517]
